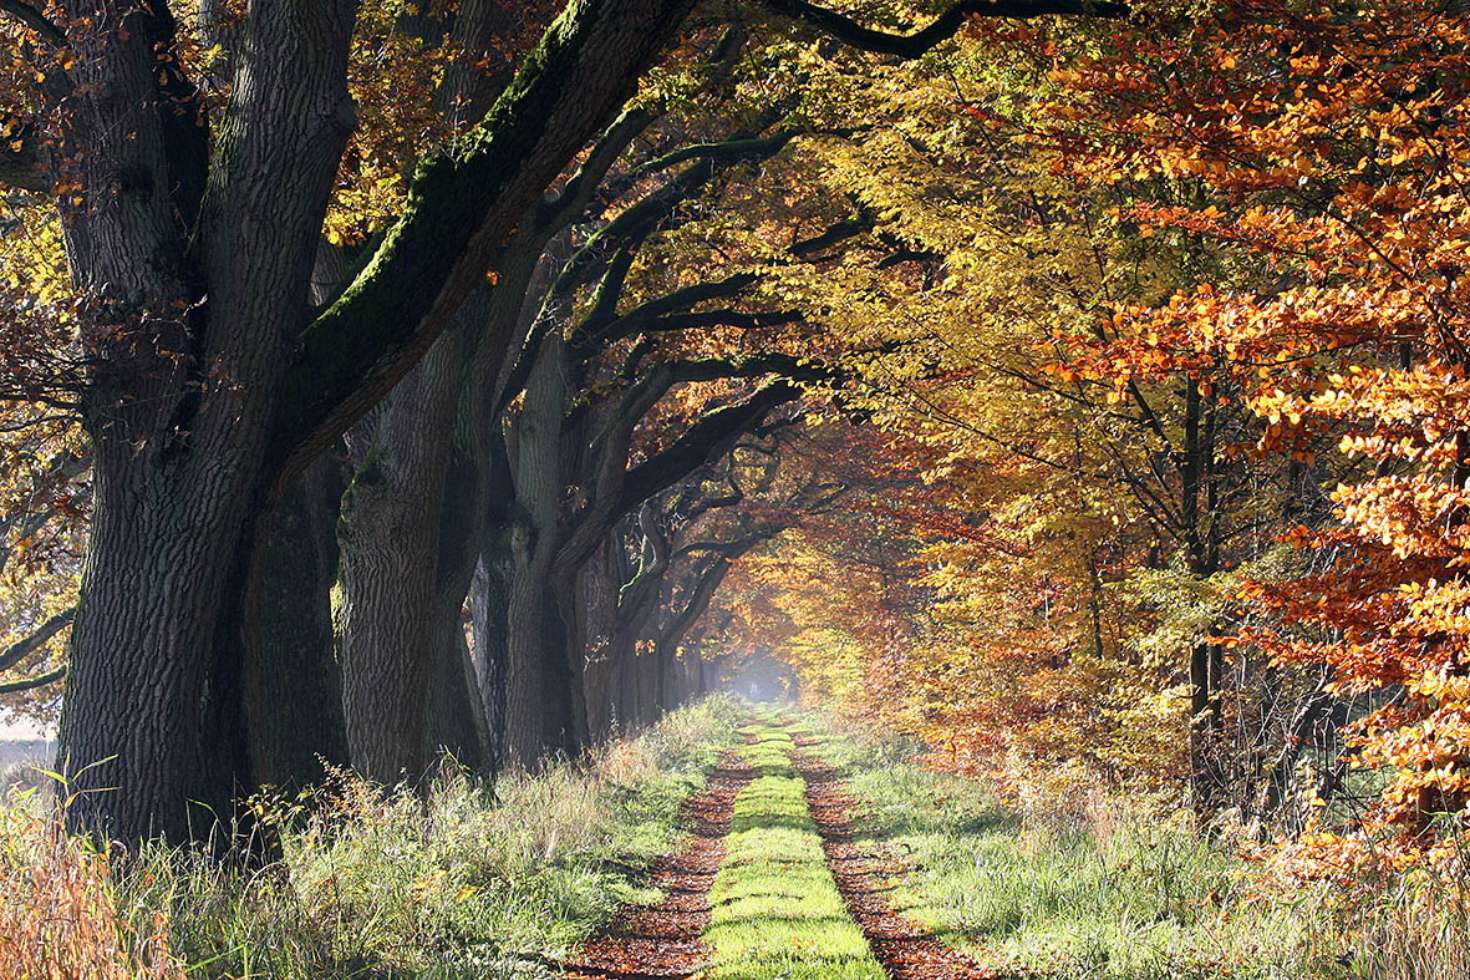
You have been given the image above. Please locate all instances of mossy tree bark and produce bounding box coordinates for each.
[50,0,701,845]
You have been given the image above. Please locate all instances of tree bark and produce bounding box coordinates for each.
[470,534,513,776]
[56,0,356,845]
[503,326,570,769]
[578,541,621,744]
[338,328,466,785]
[249,453,349,792]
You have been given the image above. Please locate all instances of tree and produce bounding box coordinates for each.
[0,0,1125,845]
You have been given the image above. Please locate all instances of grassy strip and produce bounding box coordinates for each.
[701,719,886,980]
[2,697,746,978]
[793,716,1337,980]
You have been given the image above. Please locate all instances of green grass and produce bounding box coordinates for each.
[703,720,885,980]
[795,717,1341,980]
[27,700,1458,978]
[36,696,748,978]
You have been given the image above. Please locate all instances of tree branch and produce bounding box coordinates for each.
[277,0,700,477]
[598,272,759,340]
[0,0,66,47]
[618,380,807,513]
[0,606,74,674]
[0,665,65,695]
[637,309,802,335]
[758,0,1126,58]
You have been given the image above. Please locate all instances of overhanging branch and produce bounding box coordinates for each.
[0,665,65,694]
[758,0,1127,58]
[0,606,74,674]
[1,0,66,46]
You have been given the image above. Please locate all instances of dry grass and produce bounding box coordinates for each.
[0,696,744,977]
[0,793,183,979]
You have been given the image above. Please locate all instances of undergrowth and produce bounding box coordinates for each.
[0,695,743,978]
[797,715,1338,979]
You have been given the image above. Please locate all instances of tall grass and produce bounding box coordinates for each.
[0,794,183,978]
[798,716,1339,979]
[0,695,743,978]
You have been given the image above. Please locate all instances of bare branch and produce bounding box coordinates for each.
[758,0,1126,58]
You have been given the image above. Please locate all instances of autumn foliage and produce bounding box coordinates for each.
[704,0,1470,886]
[4,0,1470,923]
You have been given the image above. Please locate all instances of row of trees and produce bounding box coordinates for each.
[7,0,1466,890]
[706,0,1470,882]
[0,0,1123,846]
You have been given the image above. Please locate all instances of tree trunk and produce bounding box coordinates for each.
[1182,379,1224,812]
[249,453,349,792]
[503,328,569,769]
[59,449,269,844]
[635,646,661,727]
[578,542,621,744]
[51,0,703,845]
[337,330,465,785]
[470,538,513,776]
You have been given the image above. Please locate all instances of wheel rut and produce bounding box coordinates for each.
[563,740,756,979]
[790,742,1016,980]
[567,724,1007,980]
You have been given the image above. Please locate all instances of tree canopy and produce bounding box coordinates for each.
[0,0,1467,903]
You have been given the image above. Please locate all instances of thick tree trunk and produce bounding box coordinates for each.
[59,454,267,844]
[52,0,358,845]
[249,453,349,792]
[503,329,569,770]
[51,0,702,845]
[337,334,462,785]
[337,291,494,785]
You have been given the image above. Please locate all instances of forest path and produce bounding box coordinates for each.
[566,717,1003,980]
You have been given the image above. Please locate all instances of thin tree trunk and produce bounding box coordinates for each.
[470,540,513,776]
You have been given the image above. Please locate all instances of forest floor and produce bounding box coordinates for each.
[4,700,1353,978]
[562,712,1327,980]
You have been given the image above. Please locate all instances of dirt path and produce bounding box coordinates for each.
[567,722,1002,980]
[790,744,1010,980]
[563,747,755,980]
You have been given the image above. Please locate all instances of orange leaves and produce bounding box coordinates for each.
[1028,0,1470,874]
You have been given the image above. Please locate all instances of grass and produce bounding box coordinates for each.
[12,700,1470,978]
[0,695,745,978]
[703,718,885,980]
[795,716,1341,980]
